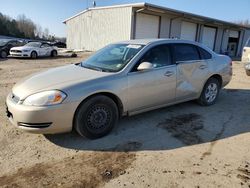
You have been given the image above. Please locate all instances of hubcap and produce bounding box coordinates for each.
[32,52,36,58]
[86,105,111,132]
[205,83,218,103]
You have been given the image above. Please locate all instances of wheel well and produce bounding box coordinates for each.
[75,92,124,118]
[209,74,222,88]
[51,49,57,53]
[31,51,37,55]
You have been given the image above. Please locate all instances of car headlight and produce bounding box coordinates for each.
[23,50,30,52]
[22,90,67,106]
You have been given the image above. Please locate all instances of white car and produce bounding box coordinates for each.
[10,42,58,59]
[242,38,250,62]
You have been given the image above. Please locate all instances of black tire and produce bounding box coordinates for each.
[197,78,220,106]
[246,69,250,76]
[74,95,119,139]
[0,50,7,58]
[51,50,57,57]
[31,51,37,59]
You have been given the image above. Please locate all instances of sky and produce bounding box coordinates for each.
[1,0,250,37]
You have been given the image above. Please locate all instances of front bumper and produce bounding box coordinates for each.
[6,93,79,134]
[10,52,30,57]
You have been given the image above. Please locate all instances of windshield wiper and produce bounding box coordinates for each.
[81,63,105,72]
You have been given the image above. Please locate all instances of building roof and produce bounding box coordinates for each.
[63,2,250,29]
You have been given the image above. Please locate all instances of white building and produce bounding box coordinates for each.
[63,2,250,57]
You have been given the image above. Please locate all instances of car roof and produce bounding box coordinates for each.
[118,38,215,54]
[119,38,201,45]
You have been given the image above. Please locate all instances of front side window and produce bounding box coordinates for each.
[81,43,144,72]
[140,44,172,68]
[173,44,200,62]
[132,44,172,71]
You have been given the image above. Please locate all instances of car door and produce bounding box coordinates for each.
[40,43,51,56]
[172,43,209,101]
[127,44,176,113]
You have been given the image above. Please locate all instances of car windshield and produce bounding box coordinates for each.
[25,42,41,47]
[81,43,144,72]
[0,40,10,46]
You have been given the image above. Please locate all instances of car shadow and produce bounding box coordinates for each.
[0,58,8,62]
[45,88,250,152]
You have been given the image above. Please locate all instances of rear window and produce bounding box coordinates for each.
[197,46,212,60]
[173,44,200,62]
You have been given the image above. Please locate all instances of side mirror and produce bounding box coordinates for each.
[137,62,154,71]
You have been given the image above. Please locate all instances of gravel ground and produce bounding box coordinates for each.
[0,55,249,188]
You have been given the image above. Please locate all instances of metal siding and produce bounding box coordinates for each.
[241,29,250,51]
[214,27,223,53]
[170,18,182,38]
[201,27,217,50]
[66,7,132,51]
[180,21,197,41]
[159,15,170,38]
[135,13,160,39]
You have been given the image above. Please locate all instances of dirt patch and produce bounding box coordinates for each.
[237,161,250,186]
[158,113,203,145]
[0,152,136,188]
[200,114,233,160]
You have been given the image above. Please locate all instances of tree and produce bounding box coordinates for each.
[235,19,250,27]
[0,12,56,41]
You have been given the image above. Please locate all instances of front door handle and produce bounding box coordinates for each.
[199,65,207,70]
[164,71,173,77]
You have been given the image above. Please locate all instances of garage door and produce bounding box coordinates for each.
[201,26,217,50]
[135,13,160,39]
[180,21,197,41]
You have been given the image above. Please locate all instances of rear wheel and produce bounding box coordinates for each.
[197,78,220,106]
[74,95,118,139]
[0,50,7,58]
[31,51,37,59]
[51,50,57,57]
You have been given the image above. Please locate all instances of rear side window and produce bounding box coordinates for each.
[197,46,212,60]
[173,44,200,62]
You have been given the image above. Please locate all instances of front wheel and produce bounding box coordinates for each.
[30,51,37,59]
[74,95,118,139]
[0,50,7,58]
[197,78,220,106]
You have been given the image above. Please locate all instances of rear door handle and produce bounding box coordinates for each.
[199,65,207,70]
[164,71,173,77]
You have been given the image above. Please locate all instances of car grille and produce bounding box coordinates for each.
[10,93,20,103]
[11,50,22,53]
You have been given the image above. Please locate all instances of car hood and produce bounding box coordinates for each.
[11,46,34,51]
[12,64,111,100]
